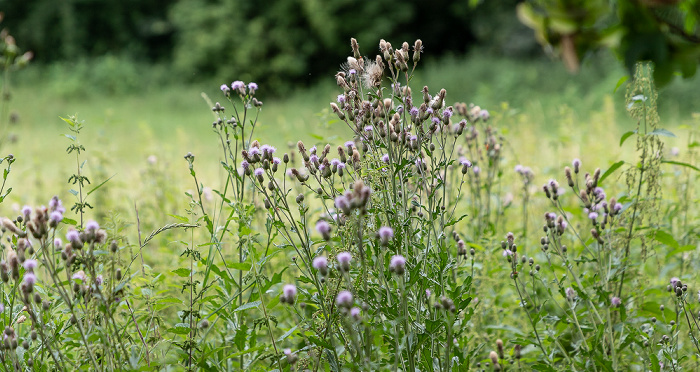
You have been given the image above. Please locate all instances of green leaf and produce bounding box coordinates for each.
[62,217,78,226]
[276,325,298,342]
[226,262,252,271]
[662,160,700,172]
[619,130,637,146]
[654,230,679,249]
[171,268,191,277]
[598,160,625,184]
[167,325,190,335]
[167,214,190,223]
[233,301,261,312]
[613,75,628,93]
[648,128,676,137]
[86,174,117,196]
[665,245,696,260]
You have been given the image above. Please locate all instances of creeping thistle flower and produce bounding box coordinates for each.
[350,307,362,321]
[281,284,297,305]
[231,81,245,94]
[316,220,332,241]
[389,255,406,275]
[313,256,328,276]
[565,287,577,301]
[247,82,258,94]
[336,252,352,272]
[336,290,353,308]
[611,297,622,307]
[572,158,581,173]
[378,226,394,246]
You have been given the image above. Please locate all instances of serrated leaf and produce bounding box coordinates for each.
[167,325,190,335]
[654,230,679,249]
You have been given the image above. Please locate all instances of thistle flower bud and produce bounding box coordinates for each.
[316,220,331,241]
[378,226,394,246]
[337,252,352,272]
[389,255,406,275]
[1,218,24,237]
[413,39,422,63]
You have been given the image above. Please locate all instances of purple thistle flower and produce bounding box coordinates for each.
[350,307,361,320]
[426,108,434,115]
[66,230,80,244]
[613,203,623,213]
[220,84,230,93]
[309,154,319,163]
[572,158,581,168]
[344,141,355,149]
[49,196,65,213]
[231,81,245,91]
[670,277,680,286]
[480,110,490,120]
[254,168,264,177]
[337,163,346,169]
[260,144,276,155]
[86,220,99,232]
[283,284,297,299]
[473,166,480,176]
[364,125,373,133]
[23,259,38,272]
[336,290,353,307]
[337,252,352,272]
[273,157,281,165]
[50,211,63,224]
[431,117,440,125]
[335,195,351,213]
[248,147,261,156]
[337,94,345,104]
[442,108,453,119]
[313,256,328,276]
[378,226,394,245]
[459,158,472,167]
[502,249,513,257]
[588,212,598,220]
[72,271,87,282]
[21,205,31,219]
[547,212,556,220]
[396,105,404,114]
[316,220,331,240]
[381,154,390,163]
[348,69,356,75]
[389,255,406,275]
[241,160,250,170]
[330,158,341,166]
[514,164,524,174]
[409,107,419,116]
[611,297,622,307]
[247,82,258,93]
[24,273,37,286]
[96,275,104,286]
[565,287,576,300]
[54,238,62,249]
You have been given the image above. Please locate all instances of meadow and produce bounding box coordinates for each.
[0,40,699,371]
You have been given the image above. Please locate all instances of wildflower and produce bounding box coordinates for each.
[335,195,351,214]
[72,271,87,282]
[378,226,394,245]
[588,212,598,221]
[281,284,297,305]
[23,273,37,290]
[473,166,480,176]
[389,255,406,275]
[49,211,63,226]
[337,94,345,104]
[220,84,230,93]
[480,110,490,121]
[313,256,328,276]
[247,82,258,94]
[85,220,99,232]
[613,203,623,214]
[66,229,82,248]
[670,277,680,287]
[344,140,355,150]
[23,260,37,272]
[284,348,298,365]
[409,107,419,116]
[231,81,245,93]
[565,287,576,301]
[611,297,622,307]
[316,220,331,241]
[96,275,103,286]
[381,154,390,163]
[514,164,524,174]
[21,206,31,220]
[572,158,581,173]
[350,307,361,321]
[502,249,513,258]
[336,290,353,308]
[48,196,66,214]
[54,238,62,249]
[337,252,352,272]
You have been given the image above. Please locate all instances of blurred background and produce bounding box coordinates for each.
[0,0,698,211]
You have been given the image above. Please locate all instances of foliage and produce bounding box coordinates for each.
[0,38,698,371]
[517,0,700,86]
